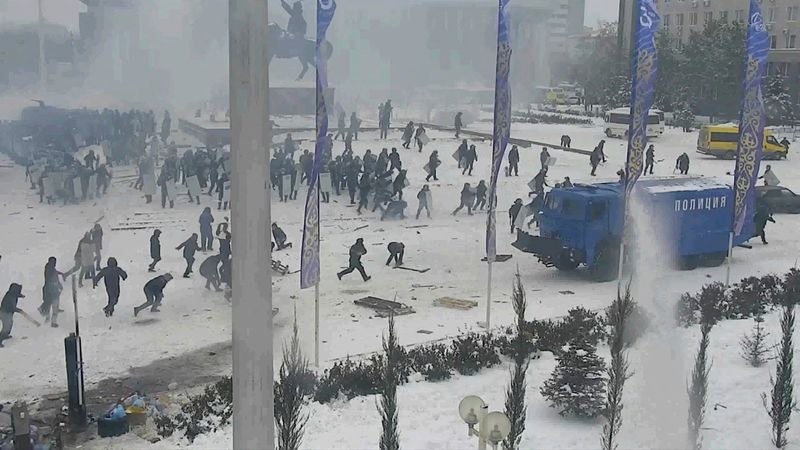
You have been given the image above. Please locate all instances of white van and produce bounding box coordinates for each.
[603,107,665,139]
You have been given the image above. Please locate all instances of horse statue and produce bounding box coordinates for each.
[268,23,334,81]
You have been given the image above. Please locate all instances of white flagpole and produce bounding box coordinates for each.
[725,231,734,286]
[315,282,320,366]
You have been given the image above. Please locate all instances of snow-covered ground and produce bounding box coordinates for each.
[2,120,799,449]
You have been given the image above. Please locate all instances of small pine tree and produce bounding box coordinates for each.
[687,323,712,450]
[601,287,635,450]
[503,272,529,450]
[275,316,311,450]
[763,304,796,448]
[378,315,400,450]
[541,329,607,418]
[740,314,775,368]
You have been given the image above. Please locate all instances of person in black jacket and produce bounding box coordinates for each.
[509,198,523,233]
[272,223,292,250]
[454,112,463,138]
[386,242,405,267]
[644,145,655,175]
[389,148,402,172]
[392,169,407,200]
[199,254,223,291]
[148,229,162,272]
[462,144,478,176]
[452,183,474,216]
[93,257,128,317]
[474,180,488,210]
[337,238,370,281]
[508,145,520,176]
[401,121,414,149]
[754,204,776,244]
[1,283,26,347]
[357,175,371,214]
[39,257,64,326]
[176,233,200,278]
[676,153,690,175]
[456,140,468,169]
[134,273,174,316]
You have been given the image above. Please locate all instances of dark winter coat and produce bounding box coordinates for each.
[465,146,478,164]
[676,154,690,172]
[177,237,200,259]
[389,151,401,168]
[199,255,222,278]
[144,275,171,294]
[199,210,215,233]
[508,147,520,164]
[349,241,367,264]
[476,183,487,200]
[509,202,523,221]
[388,242,405,254]
[646,147,655,163]
[456,142,468,161]
[1,284,24,314]
[150,233,161,259]
[272,226,287,244]
[94,264,128,294]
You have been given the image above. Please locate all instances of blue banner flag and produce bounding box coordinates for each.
[301,0,336,289]
[485,0,512,262]
[624,0,660,195]
[733,0,769,236]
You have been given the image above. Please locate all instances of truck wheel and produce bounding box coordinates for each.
[679,255,699,270]
[605,129,613,138]
[554,252,579,271]
[590,244,619,282]
[699,253,726,267]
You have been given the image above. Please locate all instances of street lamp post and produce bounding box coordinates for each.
[458,395,511,450]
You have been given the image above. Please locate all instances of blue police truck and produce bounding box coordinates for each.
[512,177,754,281]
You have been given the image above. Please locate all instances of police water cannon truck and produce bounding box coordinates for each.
[512,177,754,281]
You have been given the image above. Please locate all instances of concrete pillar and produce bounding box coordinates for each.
[229,1,274,448]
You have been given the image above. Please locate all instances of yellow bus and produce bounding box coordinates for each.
[697,125,788,160]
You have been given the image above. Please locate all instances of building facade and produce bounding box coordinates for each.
[621,0,800,99]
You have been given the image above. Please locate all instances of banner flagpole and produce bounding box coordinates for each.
[301,0,336,366]
[484,0,512,329]
[618,0,660,293]
[729,0,769,287]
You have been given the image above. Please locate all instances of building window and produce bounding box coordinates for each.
[789,6,799,21]
[664,14,670,27]
[720,11,728,23]
[677,13,684,26]
[704,11,713,23]
[736,9,745,22]
[791,34,797,48]
[690,12,698,26]
[780,62,789,76]
[769,7,777,23]
[771,35,778,49]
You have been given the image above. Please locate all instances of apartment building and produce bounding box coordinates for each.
[621,0,800,97]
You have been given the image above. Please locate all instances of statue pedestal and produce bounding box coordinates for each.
[271,86,335,115]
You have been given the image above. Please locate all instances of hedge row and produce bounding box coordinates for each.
[154,306,608,441]
[513,112,593,126]
[675,268,800,327]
